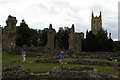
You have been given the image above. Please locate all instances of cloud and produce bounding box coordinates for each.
[0,0,119,39]
[0,0,19,4]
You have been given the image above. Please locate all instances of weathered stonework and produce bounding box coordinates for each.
[3,15,17,48]
[91,11,102,35]
[68,24,84,53]
[46,24,56,49]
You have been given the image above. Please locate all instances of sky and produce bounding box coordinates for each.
[0,0,119,40]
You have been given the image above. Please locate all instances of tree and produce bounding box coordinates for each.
[16,20,30,47]
[29,29,38,47]
[85,31,99,51]
[56,27,69,49]
[104,38,114,52]
[38,28,48,47]
[62,29,69,49]
[96,28,108,51]
[83,29,114,52]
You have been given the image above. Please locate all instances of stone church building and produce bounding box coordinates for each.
[91,11,102,35]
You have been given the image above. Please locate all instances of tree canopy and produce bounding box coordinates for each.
[55,27,69,49]
[16,20,31,47]
[82,29,114,52]
[15,21,114,52]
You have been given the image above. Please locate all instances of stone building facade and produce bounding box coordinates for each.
[46,24,56,49]
[68,24,84,53]
[2,15,17,48]
[91,11,102,35]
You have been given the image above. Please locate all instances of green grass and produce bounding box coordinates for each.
[91,65,119,76]
[61,58,71,62]
[2,53,120,77]
[26,63,82,73]
[2,53,81,73]
[82,58,119,63]
[2,53,39,64]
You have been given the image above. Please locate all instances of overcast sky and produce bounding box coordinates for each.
[0,0,119,40]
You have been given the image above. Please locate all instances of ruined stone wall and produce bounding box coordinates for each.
[46,24,56,49]
[74,33,82,53]
[68,24,83,53]
[3,15,17,48]
[68,25,75,52]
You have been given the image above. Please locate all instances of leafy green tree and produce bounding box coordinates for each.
[56,27,69,49]
[96,28,108,51]
[16,20,30,47]
[104,38,114,52]
[83,29,114,52]
[38,28,48,47]
[29,29,38,47]
[56,27,64,48]
[85,31,99,51]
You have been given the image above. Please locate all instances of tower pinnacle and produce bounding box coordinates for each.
[100,11,102,17]
[92,11,94,17]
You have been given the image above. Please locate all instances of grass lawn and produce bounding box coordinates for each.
[27,63,82,73]
[82,58,119,63]
[2,53,82,73]
[2,53,120,77]
[91,65,119,76]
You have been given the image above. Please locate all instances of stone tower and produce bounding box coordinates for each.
[68,24,75,52]
[46,24,56,49]
[91,11,102,35]
[3,15,17,48]
[68,24,84,53]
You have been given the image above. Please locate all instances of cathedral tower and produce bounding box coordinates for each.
[91,11,102,35]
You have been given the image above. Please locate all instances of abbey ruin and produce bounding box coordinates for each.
[68,24,84,53]
[2,12,105,53]
[45,24,56,49]
[2,15,17,48]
